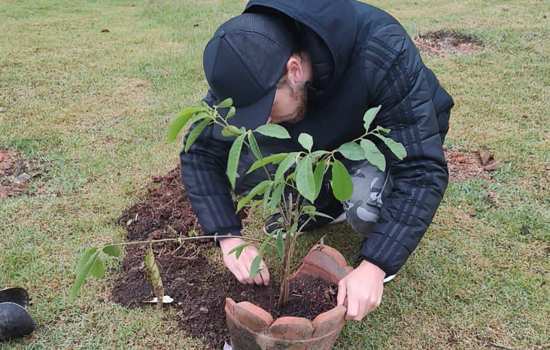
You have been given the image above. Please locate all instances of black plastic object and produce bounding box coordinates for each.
[0,288,30,307]
[0,302,36,341]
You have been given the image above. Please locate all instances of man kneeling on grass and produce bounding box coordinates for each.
[180,0,453,321]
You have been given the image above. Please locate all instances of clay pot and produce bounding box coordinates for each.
[225,244,353,350]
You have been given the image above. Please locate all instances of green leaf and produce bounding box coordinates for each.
[237,196,252,212]
[313,159,328,199]
[360,139,386,171]
[228,242,249,259]
[298,133,313,152]
[363,105,381,130]
[179,112,212,144]
[247,133,263,160]
[90,256,105,278]
[76,247,98,276]
[102,245,121,257]
[337,142,365,161]
[226,106,236,119]
[184,118,211,152]
[226,133,246,189]
[216,98,233,108]
[331,159,353,201]
[166,106,206,142]
[255,124,291,139]
[247,153,287,174]
[274,152,299,182]
[374,134,407,160]
[296,155,316,202]
[275,230,284,261]
[269,182,284,209]
[258,239,270,255]
[221,125,243,137]
[237,180,272,211]
[70,248,100,300]
[250,255,263,278]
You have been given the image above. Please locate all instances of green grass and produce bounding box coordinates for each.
[1,0,548,349]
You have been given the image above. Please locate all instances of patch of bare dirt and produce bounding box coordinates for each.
[445,148,500,181]
[0,149,45,198]
[415,30,483,56]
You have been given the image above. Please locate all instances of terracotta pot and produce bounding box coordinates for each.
[225,244,353,350]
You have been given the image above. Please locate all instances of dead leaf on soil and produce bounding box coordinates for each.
[479,149,492,165]
[478,149,501,172]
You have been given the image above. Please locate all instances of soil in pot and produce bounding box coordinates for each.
[113,167,337,349]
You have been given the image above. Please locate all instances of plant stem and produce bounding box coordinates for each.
[102,235,271,249]
[277,192,301,308]
[278,233,292,308]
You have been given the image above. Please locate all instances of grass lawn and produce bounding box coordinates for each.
[0,0,548,349]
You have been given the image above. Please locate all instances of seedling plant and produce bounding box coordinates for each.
[71,98,405,309]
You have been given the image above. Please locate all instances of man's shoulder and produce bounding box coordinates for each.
[351,1,411,56]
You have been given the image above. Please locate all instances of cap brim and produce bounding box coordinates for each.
[224,87,276,130]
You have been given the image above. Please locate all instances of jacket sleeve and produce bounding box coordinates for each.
[360,27,449,275]
[179,91,242,237]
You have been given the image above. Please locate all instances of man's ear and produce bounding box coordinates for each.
[285,54,305,85]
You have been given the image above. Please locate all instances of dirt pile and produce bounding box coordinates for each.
[113,167,336,349]
[118,168,202,241]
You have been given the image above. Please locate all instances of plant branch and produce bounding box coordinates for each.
[101,235,272,249]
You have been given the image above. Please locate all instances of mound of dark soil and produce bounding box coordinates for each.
[113,167,336,349]
[415,30,483,56]
[117,168,202,241]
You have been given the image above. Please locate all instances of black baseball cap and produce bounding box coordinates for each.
[203,13,295,129]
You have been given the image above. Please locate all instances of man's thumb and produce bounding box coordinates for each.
[337,280,347,306]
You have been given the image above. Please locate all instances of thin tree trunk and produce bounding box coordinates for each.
[277,236,292,308]
[277,192,296,308]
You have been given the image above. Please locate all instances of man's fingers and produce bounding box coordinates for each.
[237,263,253,284]
[337,280,347,306]
[367,295,382,314]
[229,262,245,284]
[346,298,359,320]
[355,299,368,321]
[223,246,270,286]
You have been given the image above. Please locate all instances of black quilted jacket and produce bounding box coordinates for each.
[180,0,454,275]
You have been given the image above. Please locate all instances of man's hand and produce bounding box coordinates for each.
[337,260,385,321]
[219,237,270,286]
